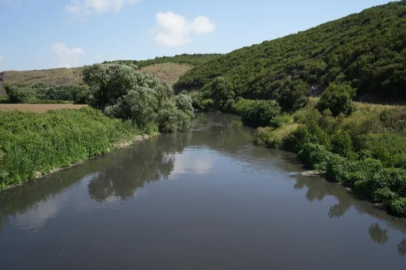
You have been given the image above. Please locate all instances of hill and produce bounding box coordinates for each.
[0,54,221,95]
[176,1,406,103]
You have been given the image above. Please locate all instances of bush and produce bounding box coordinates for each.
[208,77,235,110]
[298,143,337,171]
[326,157,383,187]
[4,83,90,104]
[370,168,406,198]
[284,121,331,153]
[83,64,193,133]
[387,198,406,217]
[274,80,309,111]
[4,83,37,103]
[241,100,281,128]
[317,84,356,116]
[330,130,355,158]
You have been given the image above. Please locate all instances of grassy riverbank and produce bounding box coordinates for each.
[0,107,152,190]
[251,98,406,217]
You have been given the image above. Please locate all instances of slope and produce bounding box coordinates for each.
[0,54,221,95]
[176,1,406,103]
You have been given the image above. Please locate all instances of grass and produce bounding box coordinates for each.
[140,63,193,85]
[0,107,143,190]
[0,104,87,113]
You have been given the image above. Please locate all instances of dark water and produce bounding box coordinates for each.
[0,114,406,270]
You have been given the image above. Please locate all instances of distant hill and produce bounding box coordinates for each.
[176,1,406,103]
[0,54,221,95]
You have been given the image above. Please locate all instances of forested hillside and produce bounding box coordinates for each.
[176,1,406,102]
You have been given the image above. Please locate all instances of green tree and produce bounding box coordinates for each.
[209,77,235,110]
[317,84,356,116]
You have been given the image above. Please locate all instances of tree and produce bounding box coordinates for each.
[317,84,356,116]
[209,77,235,110]
[274,79,309,111]
[83,64,194,132]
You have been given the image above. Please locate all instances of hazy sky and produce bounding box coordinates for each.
[0,0,394,71]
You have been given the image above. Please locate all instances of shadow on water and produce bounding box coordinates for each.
[0,113,406,259]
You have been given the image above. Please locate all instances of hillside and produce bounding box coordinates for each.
[0,54,220,95]
[176,1,406,103]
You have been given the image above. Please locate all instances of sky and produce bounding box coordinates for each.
[0,0,395,71]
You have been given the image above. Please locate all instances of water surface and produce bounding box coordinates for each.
[0,113,405,269]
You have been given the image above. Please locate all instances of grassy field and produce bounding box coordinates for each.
[0,63,193,95]
[0,104,87,113]
[140,63,192,85]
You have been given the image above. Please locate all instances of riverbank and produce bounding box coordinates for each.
[249,98,406,218]
[0,107,155,190]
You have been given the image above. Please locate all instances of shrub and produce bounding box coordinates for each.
[4,83,37,103]
[241,100,281,128]
[387,198,406,217]
[330,130,355,158]
[83,64,193,133]
[4,83,90,104]
[208,77,235,110]
[317,84,356,116]
[298,143,337,171]
[284,121,331,153]
[370,168,406,198]
[274,80,309,111]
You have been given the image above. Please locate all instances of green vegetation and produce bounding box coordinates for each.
[4,82,89,104]
[0,107,141,189]
[0,63,194,189]
[104,53,221,68]
[83,64,194,133]
[252,100,406,217]
[177,1,406,103]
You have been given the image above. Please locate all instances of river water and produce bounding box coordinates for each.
[0,113,405,269]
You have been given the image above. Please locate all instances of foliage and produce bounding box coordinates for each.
[4,82,89,104]
[83,64,194,133]
[284,121,331,153]
[0,108,141,189]
[298,143,338,171]
[387,198,406,217]
[240,100,280,128]
[273,80,309,111]
[207,77,235,110]
[177,2,406,102]
[317,84,356,116]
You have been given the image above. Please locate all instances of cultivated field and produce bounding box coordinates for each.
[0,104,87,113]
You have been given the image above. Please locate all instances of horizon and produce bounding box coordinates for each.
[0,0,396,72]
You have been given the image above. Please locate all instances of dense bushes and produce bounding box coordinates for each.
[317,84,356,116]
[0,108,141,189]
[83,64,194,133]
[177,1,406,102]
[4,83,89,104]
[251,98,406,217]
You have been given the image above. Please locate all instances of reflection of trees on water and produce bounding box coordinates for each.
[368,223,389,245]
[189,113,253,152]
[293,174,406,257]
[398,239,406,257]
[88,133,191,202]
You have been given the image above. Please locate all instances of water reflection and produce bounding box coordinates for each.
[293,174,406,257]
[0,113,406,264]
[87,133,190,202]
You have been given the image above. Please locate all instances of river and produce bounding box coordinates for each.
[0,113,405,269]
